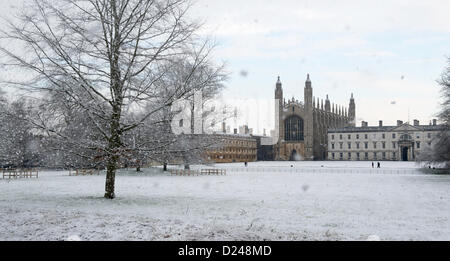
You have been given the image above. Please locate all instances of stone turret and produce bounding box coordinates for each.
[304,74,314,160]
[304,74,312,106]
[325,95,331,112]
[349,93,356,127]
[275,76,283,100]
[275,76,284,143]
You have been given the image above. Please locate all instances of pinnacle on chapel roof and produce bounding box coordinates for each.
[306,74,311,82]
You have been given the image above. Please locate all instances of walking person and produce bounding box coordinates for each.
[377,162,381,168]
[372,162,374,168]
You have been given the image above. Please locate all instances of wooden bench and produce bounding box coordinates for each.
[201,169,227,176]
[1,169,18,179]
[2,169,39,179]
[170,169,226,176]
[170,169,200,176]
[69,169,100,176]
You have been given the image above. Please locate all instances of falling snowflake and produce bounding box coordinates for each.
[239,70,249,78]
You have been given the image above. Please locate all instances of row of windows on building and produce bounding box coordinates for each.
[330,133,433,140]
[215,148,257,154]
[330,141,429,150]
[210,154,256,160]
[331,152,400,160]
[224,140,256,147]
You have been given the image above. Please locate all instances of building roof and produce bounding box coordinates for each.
[210,133,257,140]
[328,123,445,133]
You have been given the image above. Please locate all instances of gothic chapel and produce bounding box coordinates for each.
[274,75,356,160]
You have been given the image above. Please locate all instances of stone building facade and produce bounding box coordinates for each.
[274,75,355,160]
[327,120,443,161]
[204,134,257,163]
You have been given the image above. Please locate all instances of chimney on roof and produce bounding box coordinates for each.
[397,120,403,126]
[413,119,419,126]
[433,119,437,126]
[379,121,383,127]
[362,121,368,127]
[222,122,226,133]
[234,128,238,135]
[240,125,249,135]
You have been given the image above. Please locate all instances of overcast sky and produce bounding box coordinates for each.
[1,0,449,134]
[193,0,450,132]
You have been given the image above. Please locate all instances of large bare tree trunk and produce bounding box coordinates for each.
[105,103,122,199]
[105,155,117,199]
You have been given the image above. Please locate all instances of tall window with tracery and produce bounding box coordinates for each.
[285,116,304,141]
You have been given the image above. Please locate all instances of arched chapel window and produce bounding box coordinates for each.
[285,116,304,141]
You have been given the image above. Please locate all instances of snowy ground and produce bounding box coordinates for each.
[1,161,449,241]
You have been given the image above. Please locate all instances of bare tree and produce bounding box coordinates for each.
[432,58,450,168]
[0,99,41,168]
[154,57,230,169]
[0,0,226,199]
[34,92,107,169]
[418,57,450,168]
[120,57,230,171]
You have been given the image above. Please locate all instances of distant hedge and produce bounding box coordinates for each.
[420,168,450,175]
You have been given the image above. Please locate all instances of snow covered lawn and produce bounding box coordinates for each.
[1,161,449,241]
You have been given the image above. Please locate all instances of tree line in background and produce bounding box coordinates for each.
[0,94,226,170]
[0,97,41,168]
[0,0,229,199]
